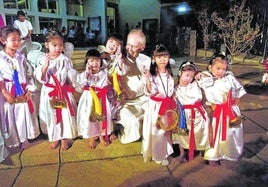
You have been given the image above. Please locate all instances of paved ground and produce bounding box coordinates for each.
[0,55,267,187]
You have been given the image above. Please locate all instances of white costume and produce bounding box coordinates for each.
[197,71,246,161]
[0,130,9,162]
[115,53,151,144]
[35,53,77,142]
[76,69,113,139]
[141,72,174,163]
[173,81,210,160]
[0,50,39,147]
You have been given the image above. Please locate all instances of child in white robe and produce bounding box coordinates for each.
[76,49,114,149]
[141,44,175,166]
[172,61,210,162]
[35,30,77,151]
[196,54,246,167]
[0,26,39,148]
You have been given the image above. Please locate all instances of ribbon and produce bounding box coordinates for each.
[211,90,237,148]
[112,71,122,96]
[45,73,75,124]
[84,86,109,140]
[183,101,207,161]
[150,96,176,115]
[13,66,24,96]
[4,78,34,114]
[177,100,186,129]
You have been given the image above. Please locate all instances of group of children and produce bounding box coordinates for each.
[0,25,246,168]
[141,45,246,167]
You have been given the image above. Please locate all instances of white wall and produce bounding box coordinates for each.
[84,0,107,43]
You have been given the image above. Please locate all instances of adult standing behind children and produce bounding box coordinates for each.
[115,29,151,144]
[13,10,33,53]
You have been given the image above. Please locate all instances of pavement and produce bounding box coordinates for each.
[0,55,268,187]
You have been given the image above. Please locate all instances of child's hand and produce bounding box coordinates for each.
[142,66,150,80]
[44,53,50,67]
[195,72,210,80]
[2,90,16,104]
[86,64,93,75]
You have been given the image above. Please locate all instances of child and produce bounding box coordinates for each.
[98,33,126,140]
[76,49,114,149]
[0,26,39,148]
[141,44,175,166]
[196,54,246,167]
[172,61,210,162]
[35,30,78,151]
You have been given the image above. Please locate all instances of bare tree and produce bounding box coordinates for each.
[197,8,212,58]
[211,0,260,60]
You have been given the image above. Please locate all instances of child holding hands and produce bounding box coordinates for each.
[196,54,246,166]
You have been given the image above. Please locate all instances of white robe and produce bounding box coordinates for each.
[197,71,246,161]
[0,50,39,147]
[35,53,77,142]
[76,70,113,139]
[172,81,210,152]
[115,54,151,144]
[141,72,174,162]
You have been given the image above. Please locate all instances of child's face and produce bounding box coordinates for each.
[209,60,227,78]
[45,37,64,58]
[106,38,120,54]
[179,70,195,87]
[86,57,101,74]
[3,31,21,51]
[154,55,170,70]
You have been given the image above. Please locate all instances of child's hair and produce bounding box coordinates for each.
[177,61,197,83]
[17,10,26,17]
[84,49,103,67]
[209,53,229,66]
[0,26,21,48]
[105,33,126,56]
[150,44,173,76]
[44,29,63,43]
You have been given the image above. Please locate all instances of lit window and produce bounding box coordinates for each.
[4,0,29,9]
[38,0,59,14]
[66,0,84,17]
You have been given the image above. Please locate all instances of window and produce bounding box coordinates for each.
[4,0,29,9]
[38,0,59,14]
[66,0,84,17]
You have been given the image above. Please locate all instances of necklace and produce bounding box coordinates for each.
[158,71,168,97]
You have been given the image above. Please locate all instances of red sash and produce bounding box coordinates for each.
[183,101,206,161]
[84,85,110,140]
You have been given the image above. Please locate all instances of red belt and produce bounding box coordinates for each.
[150,96,176,115]
[45,82,75,124]
[183,101,206,161]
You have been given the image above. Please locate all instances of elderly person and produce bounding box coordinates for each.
[115,29,151,144]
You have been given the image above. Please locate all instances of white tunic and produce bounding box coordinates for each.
[172,81,210,154]
[115,53,151,144]
[0,50,39,147]
[197,71,246,161]
[76,70,113,139]
[141,72,174,163]
[35,53,77,142]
